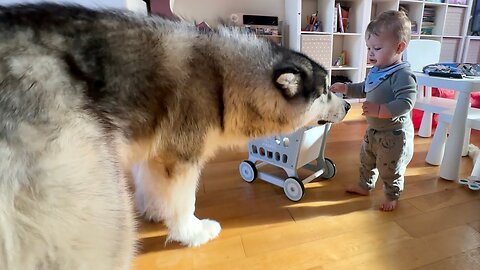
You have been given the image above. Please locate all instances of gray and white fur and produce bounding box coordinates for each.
[0,3,350,269]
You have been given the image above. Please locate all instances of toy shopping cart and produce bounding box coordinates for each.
[239,123,336,201]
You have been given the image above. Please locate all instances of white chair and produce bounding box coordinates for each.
[404,39,457,138]
[405,39,441,73]
[426,108,480,165]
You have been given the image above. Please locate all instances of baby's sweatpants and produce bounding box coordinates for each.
[358,125,414,200]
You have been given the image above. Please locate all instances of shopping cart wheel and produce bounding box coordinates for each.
[320,158,336,179]
[239,160,257,183]
[283,177,305,202]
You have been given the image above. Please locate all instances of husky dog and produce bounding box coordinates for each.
[0,3,350,269]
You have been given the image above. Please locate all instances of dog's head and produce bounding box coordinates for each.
[271,47,350,124]
[222,39,350,138]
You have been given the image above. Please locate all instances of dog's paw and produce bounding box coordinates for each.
[193,219,222,246]
[135,199,163,223]
[167,218,221,247]
[134,195,162,223]
[133,187,165,223]
[144,210,162,223]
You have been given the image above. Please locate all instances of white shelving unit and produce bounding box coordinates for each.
[286,0,370,86]
[462,36,480,63]
[285,0,474,91]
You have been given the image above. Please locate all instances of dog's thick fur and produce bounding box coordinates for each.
[0,4,350,269]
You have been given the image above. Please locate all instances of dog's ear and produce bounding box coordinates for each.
[273,66,302,98]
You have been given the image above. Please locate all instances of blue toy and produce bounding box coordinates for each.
[459,176,480,191]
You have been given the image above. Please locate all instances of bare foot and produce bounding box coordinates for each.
[380,199,397,211]
[346,184,370,196]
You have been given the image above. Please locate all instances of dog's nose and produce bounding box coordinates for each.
[344,101,351,112]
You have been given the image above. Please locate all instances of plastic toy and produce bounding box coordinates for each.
[239,123,335,201]
[459,176,480,191]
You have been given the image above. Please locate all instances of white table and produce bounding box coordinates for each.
[415,72,480,181]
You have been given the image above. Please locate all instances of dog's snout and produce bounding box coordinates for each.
[344,101,351,112]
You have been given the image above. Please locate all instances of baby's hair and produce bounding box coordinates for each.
[366,10,411,44]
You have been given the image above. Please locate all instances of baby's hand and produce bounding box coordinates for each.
[329,83,347,94]
[362,101,380,117]
[362,101,392,118]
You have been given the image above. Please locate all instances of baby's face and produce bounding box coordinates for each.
[365,33,403,69]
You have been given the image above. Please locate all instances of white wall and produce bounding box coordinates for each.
[0,0,282,24]
[173,0,285,25]
[0,0,147,14]
[1,0,120,8]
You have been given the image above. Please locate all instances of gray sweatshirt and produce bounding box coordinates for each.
[347,65,417,131]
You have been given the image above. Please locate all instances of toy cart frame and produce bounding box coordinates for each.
[239,123,336,201]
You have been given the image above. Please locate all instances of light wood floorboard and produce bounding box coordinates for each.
[133,103,480,270]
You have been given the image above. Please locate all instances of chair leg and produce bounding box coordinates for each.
[426,120,448,165]
[462,128,471,157]
[418,112,433,137]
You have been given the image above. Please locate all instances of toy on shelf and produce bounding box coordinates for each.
[333,51,347,67]
[336,3,349,33]
[304,11,321,32]
[459,176,480,191]
[239,123,335,202]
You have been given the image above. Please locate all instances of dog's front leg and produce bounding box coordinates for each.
[133,159,221,247]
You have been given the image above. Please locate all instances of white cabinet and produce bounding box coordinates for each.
[285,0,474,88]
[285,0,370,86]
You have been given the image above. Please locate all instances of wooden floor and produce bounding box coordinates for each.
[133,103,480,270]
